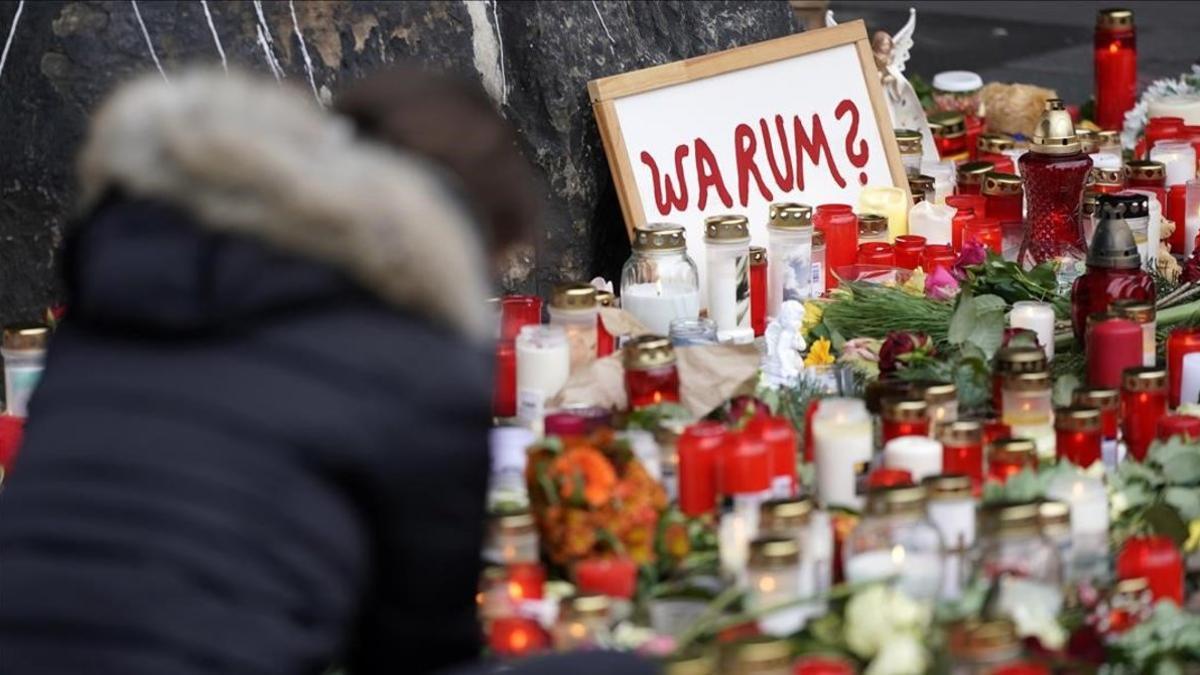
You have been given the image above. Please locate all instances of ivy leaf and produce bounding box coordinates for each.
[1154,441,1200,484]
[1143,502,1190,547]
[948,293,1006,359]
[1165,486,1200,521]
[948,294,976,346]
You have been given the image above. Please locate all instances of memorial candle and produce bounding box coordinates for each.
[883,435,943,482]
[909,174,936,205]
[594,290,616,357]
[940,420,985,489]
[1150,140,1196,186]
[857,213,890,244]
[1117,535,1184,605]
[703,215,752,339]
[811,398,873,510]
[1111,299,1157,367]
[748,415,798,498]
[923,244,955,274]
[881,398,929,442]
[987,438,1038,483]
[1091,165,1126,195]
[856,242,895,266]
[929,111,968,161]
[955,160,994,196]
[1018,99,1092,266]
[1009,301,1056,361]
[677,421,729,517]
[622,335,680,409]
[1185,180,1200,258]
[621,224,702,336]
[814,205,858,290]
[1157,414,1200,441]
[993,346,1047,414]
[858,187,909,241]
[1054,406,1102,468]
[1073,387,1121,468]
[1121,367,1168,462]
[894,234,926,270]
[766,202,814,315]
[1124,159,1165,190]
[1094,8,1137,131]
[982,173,1024,226]
[907,201,955,246]
[750,246,767,337]
[1071,196,1156,341]
[1138,117,1185,159]
[1088,318,1143,390]
[895,129,923,177]
[1168,326,1200,407]
[1166,184,1189,255]
[963,217,1002,255]
[977,133,1017,173]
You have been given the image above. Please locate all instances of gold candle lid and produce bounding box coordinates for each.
[1098,129,1121,146]
[729,638,792,674]
[858,213,889,238]
[664,651,717,675]
[1113,576,1150,598]
[552,283,597,310]
[1038,500,1070,526]
[1090,166,1124,186]
[956,161,995,185]
[1125,160,1166,182]
[1076,128,1100,154]
[748,536,801,568]
[768,202,813,229]
[1123,367,1166,392]
[1073,387,1119,410]
[918,381,958,404]
[922,473,972,500]
[1055,405,1101,432]
[981,172,1023,196]
[977,132,1016,154]
[1111,299,1155,322]
[622,334,676,371]
[2,325,49,350]
[1030,99,1081,155]
[895,129,923,154]
[560,594,611,620]
[1097,7,1134,30]
[909,174,935,192]
[948,619,1019,658]
[865,484,928,516]
[633,223,687,251]
[980,500,1041,535]
[881,397,928,422]
[928,111,966,137]
[941,419,983,446]
[1004,370,1051,391]
[750,246,767,266]
[994,345,1047,373]
[492,510,536,536]
[987,438,1037,465]
[704,215,750,242]
[760,497,814,532]
[595,290,616,308]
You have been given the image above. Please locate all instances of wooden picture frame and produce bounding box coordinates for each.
[588,20,909,239]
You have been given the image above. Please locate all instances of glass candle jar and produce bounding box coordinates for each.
[1072,387,1121,467]
[923,244,955,274]
[964,218,1002,254]
[908,201,955,246]
[977,133,1018,174]
[747,536,806,636]
[704,215,752,340]
[1150,140,1196,186]
[858,187,909,242]
[920,381,959,436]
[932,70,984,116]
[1167,184,1188,254]
[766,202,814,316]
[553,594,612,651]
[621,224,702,337]
[992,346,1047,414]
[856,242,895,267]
[811,229,827,298]
[924,473,974,600]
[489,510,540,565]
[1117,535,1184,605]
[1,325,48,418]
[882,398,930,442]
[623,335,680,410]
[857,213,890,244]
[977,501,1063,589]
[549,283,598,371]
[883,435,943,483]
[1094,8,1137,131]
[894,234,926,270]
[750,246,767,337]
[1008,301,1056,362]
[947,619,1024,675]
[669,317,718,347]
[1088,318,1144,391]
[678,421,729,517]
[982,172,1024,225]
[929,110,969,162]
[759,496,814,541]
[895,128,924,177]
[1071,194,1156,342]
[1090,165,1126,195]
[1167,326,1200,408]
[1124,159,1166,190]
[909,174,936,205]
[987,438,1038,484]
[811,398,873,510]
[515,325,571,429]
[1121,367,1167,462]
[748,416,799,498]
[489,616,549,658]
[1002,371,1052,428]
[955,160,994,196]
[500,295,543,341]
[843,484,943,600]
[1055,405,1103,468]
[1018,99,1092,267]
[946,193,987,251]
[940,420,985,490]
[814,204,858,290]
[1111,299,1157,367]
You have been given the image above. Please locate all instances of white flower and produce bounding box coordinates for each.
[761,300,808,388]
[589,277,614,294]
[844,584,932,659]
[866,634,928,675]
[1121,65,1200,150]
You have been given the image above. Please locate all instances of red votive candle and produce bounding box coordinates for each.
[506,562,546,602]
[1094,8,1137,131]
[543,412,588,438]
[750,246,767,337]
[955,160,994,196]
[622,335,680,410]
[814,204,858,290]
[963,217,1002,254]
[856,242,896,266]
[940,420,985,490]
[575,556,637,599]
[493,340,518,418]
[930,111,968,161]
[951,209,976,253]
[748,415,798,497]
[500,295,543,340]
[946,193,988,218]
[987,437,1037,484]
[1117,535,1184,605]
[1073,388,1120,442]
[982,173,1023,225]
[1158,414,1200,441]
[1138,117,1184,160]
[721,431,772,497]
[881,398,930,443]
[867,468,914,488]
[982,419,1011,445]
[1088,318,1143,390]
[489,616,549,658]
[1167,184,1189,255]
[677,421,728,517]
[1121,367,1168,462]
[894,235,926,270]
[993,346,1047,414]
[922,244,956,274]
[595,290,615,357]
[1055,406,1102,468]
[793,656,857,675]
[1167,327,1200,408]
[803,398,821,463]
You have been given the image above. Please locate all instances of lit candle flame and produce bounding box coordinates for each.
[758,575,777,593]
[891,545,906,566]
[655,279,663,297]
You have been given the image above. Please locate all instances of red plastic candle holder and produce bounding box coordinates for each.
[489,616,549,658]
[596,315,615,358]
[922,244,955,273]
[500,295,543,341]
[1088,319,1144,390]
[1167,185,1189,254]
[751,246,767,337]
[1073,388,1120,441]
[867,467,914,489]
[1094,10,1137,131]
[941,420,985,490]
[1121,368,1168,462]
[987,438,1037,484]
[677,421,729,517]
[814,204,858,290]
[1167,327,1200,408]
[856,242,896,267]
[1138,117,1184,160]
[574,556,637,599]
[894,235,926,270]
[882,398,930,443]
[1157,414,1200,441]
[721,431,772,496]
[493,340,518,418]
[748,415,798,496]
[1117,535,1184,605]
[1055,407,1103,468]
[963,218,1002,254]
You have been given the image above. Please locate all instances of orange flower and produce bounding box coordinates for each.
[553,446,617,508]
[663,522,690,559]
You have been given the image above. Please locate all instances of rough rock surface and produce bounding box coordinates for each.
[0,0,795,322]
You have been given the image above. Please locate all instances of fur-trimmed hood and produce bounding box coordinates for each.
[77,70,491,339]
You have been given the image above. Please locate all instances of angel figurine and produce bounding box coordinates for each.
[827,8,938,158]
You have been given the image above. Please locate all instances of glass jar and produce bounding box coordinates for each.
[982,173,1024,226]
[747,536,807,636]
[882,397,930,443]
[1167,326,1200,408]
[1094,8,1137,131]
[1111,299,1156,367]
[814,205,857,290]
[925,473,974,600]
[992,346,1047,414]
[1167,184,1189,254]
[947,619,1024,675]
[1124,159,1166,190]
[1002,371,1052,428]
[856,242,895,267]
[977,133,1017,174]
[766,202,814,316]
[1150,140,1196,186]
[1018,100,1092,267]
[515,325,571,430]
[1117,535,1184,605]
[929,111,969,162]
[1037,500,1072,574]
[811,229,827,298]
[623,335,680,410]
[946,193,987,243]
[976,502,1063,614]
[987,438,1038,483]
[1073,387,1121,467]
[1,325,48,418]
[750,246,767,337]
[594,290,616,357]
[704,215,752,340]
[955,160,994,196]
[932,70,983,117]
[941,420,985,490]
[894,234,926,270]
[923,244,955,273]
[920,381,959,437]
[1070,194,1156,342]
[1091,165,1126,195]
[857,187,909,241]
[621,223,701,337]
[964,217,1002,255]
[549,283,598,371]
[1055,405,1102,468]
[488,510,539,565]
[669,317,718,347]
[909,174,936,205]
[553,594,612,650]
[857,213,890,244]
[842,484,943,600]
[1121,367,1167,462]
[489,615,549,658]
[895,128,924,177]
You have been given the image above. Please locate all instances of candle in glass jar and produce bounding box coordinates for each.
[594,291,616,357]
[766,202,815,315]
[920,381,959,436]
[857,187,909,242]
[1150,140,1197,186]
[923,473,976,552]
[1002,371,1053,428]
[621,282,701,337]
[987,437,1038,483]
[622,335,680,409]
[678,421,729,517]
[883,435,943,482]
[1185,180,1200,258]
[982,172,1023,225]
[940,421,984,491]
[993,346,1047,414]
[814,205,858,290]
[963,217,1002,254]
[955,160,994,196]
[1158,414,1200,440]
[856,242,895,266]
[1168,326,1200,408]
[811,398,873,509]
[489,616,548,658]
[748,415,798,498]
[1166,184,1189,255]
[515,325,571,430]
[881,398,929,442]
[1122,367,1168,462]
[923,244,955,274]
[909,174,935,206]
[977,133,1017,173]
[490,511,540,565]
[548,283,599,371]
[1009,301,1056,362]
[1054,406,1102,468]
[811,229,827,298]
[857,213,890,244]
[1094,8,1137,131]
[1073,387,1121,468]
[1117,535,1184,605]
[922,160,957,203]
[908,201,955,246]
[750,246,767,337]
[894,234,926,270]
[929,110,968,161]
[704,215,751,337]
[747,536,807,636]
[895,129,924,178]
[1088,318,1143,390]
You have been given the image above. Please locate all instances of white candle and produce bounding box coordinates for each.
[927,497,975,550]
[1009,301,1056,361]
[843,547,942,600]
[1180,353,1200,407]
[1151,140,1197,187]
[1185,180,1200,258]
[719,509,752,582]
[812,398,873,510]
[907,201,955,246]
[515,325,571,430]
[1148,93,1200,125]
[921,159,956,204]
[1045,472,1111,580]
[883,436,943,482]
[620,282,700,336]
[858,186,910,241]
[1127,189,1162,267]
[1089,151,1122,171]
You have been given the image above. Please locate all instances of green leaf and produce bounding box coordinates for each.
[1158,443,1200,485]
[1143,502,1190,547]
[948,294,976,346]
[1165,486,1200,521]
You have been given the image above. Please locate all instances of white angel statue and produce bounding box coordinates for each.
[826,8,938,158]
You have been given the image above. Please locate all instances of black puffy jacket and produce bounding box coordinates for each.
[0,72,494,675]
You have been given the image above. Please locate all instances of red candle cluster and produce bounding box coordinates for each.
[1121,368,1168,462]
[677,421,728,517]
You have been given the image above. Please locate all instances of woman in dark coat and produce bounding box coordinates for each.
[0,69,521,674]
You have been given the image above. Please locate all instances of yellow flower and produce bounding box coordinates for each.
[900,267,926,297]
[805,337,835,366]
[801,301,824,335]
[1186,519,1200,553]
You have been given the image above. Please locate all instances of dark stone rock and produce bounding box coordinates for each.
[0,0,795,322]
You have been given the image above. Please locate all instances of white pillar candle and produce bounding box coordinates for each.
[1009,301,1056,361]
[1148,93,1200,125]
[515,325,571,431]
[883,435,943,482]
[1180,352,1200,407]
[1151,140,1197,187]
[1127,189,1162,267]
[843,547,942,600]
[858,186,910,241]
[812,398,874,510]
[1045,473,1110,537]
[620,282,700,336]
[907,201,955,246]
[1185,180,1200,258]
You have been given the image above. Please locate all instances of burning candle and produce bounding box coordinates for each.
[814,205,858,290]
[881,398,929,442]
[1073,387,1121,469]
[907,201,955,246]
[1009,301,1056,361]
[884,434,943,482]
[621,224,703,335]
[993,346,1047,414]
[1121,367,1168,462]
[766,202,815,315]
[920,382,959,437]
[1001,372,1052,429]
[1158,414,1200,440]
[704,215,752,339]
[963,217,1002,254]
[750,246,767,337]
[1055,406,1102,468]
[1150,140,1197,186]
[622,335,680,409]
[1088,318,1143,390]
[811,398,873,509]
[747,536,807,636]
[489,511,540,565]
[857,187,909,241]
[489,616,549,658]
[677,421,729,517]
[506,561,547,602]
[894,234,926,270]
[1117,535,1184,604]
[1094,8,1137,131]
[940,420,984,490]
[1168,326,1200,408]
[987,437,1037,483]
[955,160,994,196]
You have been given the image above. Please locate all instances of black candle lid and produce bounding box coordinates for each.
[1087,194,1145,269]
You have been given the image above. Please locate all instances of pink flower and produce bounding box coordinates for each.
[953,241,988,280]
[879,332,935,374]
[924,265,960,300]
